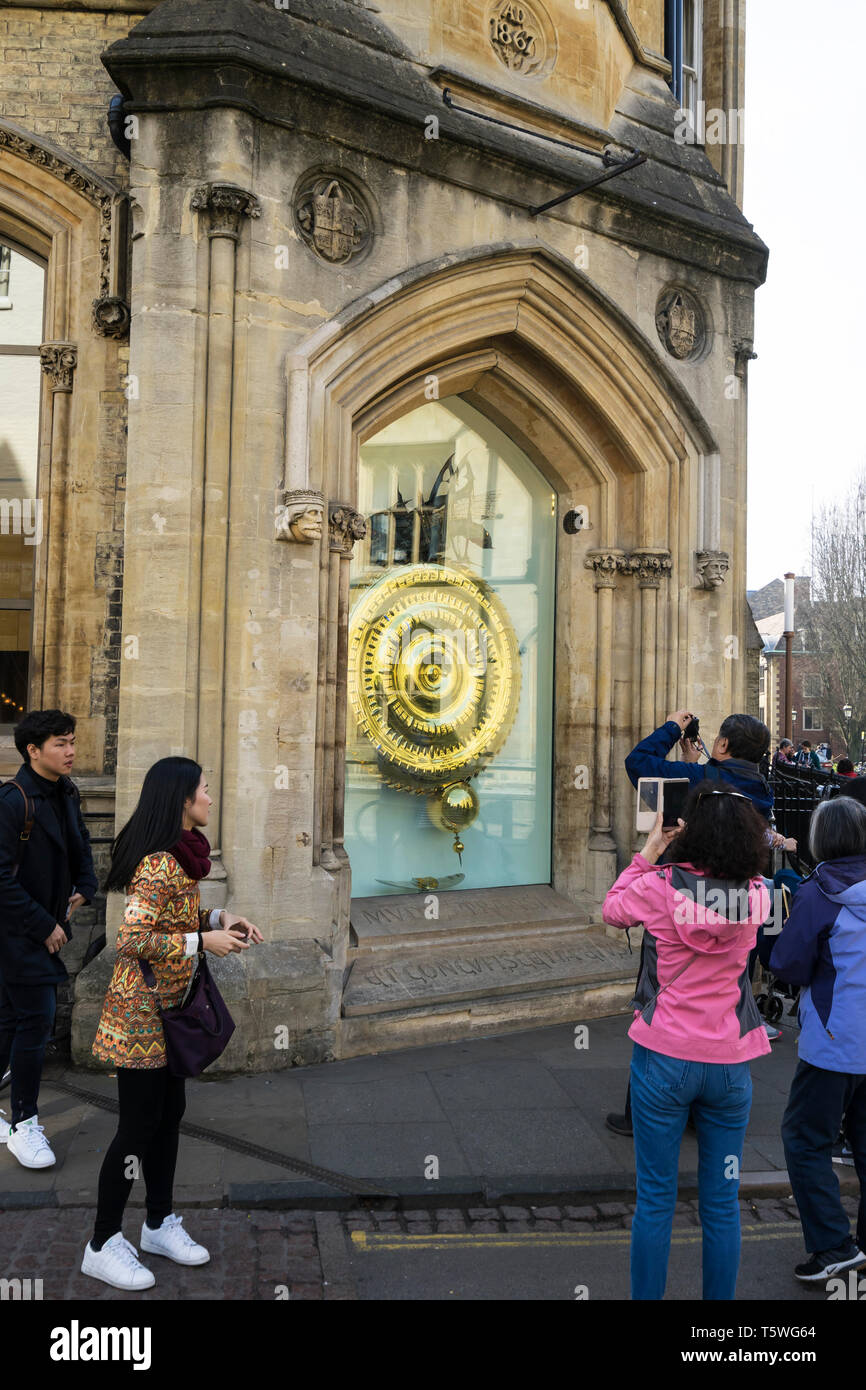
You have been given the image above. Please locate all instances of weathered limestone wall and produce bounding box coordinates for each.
[0,4,142,187]
[2,0,762,1067]
[0,2,142,775]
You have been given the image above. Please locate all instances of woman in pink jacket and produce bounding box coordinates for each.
[603,784,771,1300]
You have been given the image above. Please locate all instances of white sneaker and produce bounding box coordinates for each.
[7,1114,55,1168]
[0,1109,9,1144]
[140,1213,210,1265]
[81,1233,155,1291]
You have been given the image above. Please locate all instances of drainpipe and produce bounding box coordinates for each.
[107,93,131,160]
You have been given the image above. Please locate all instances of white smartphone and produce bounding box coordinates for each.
[636,777,691,833]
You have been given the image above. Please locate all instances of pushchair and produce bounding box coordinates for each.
[753,851,803,1024]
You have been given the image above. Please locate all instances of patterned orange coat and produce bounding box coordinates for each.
[92,851,212,1069]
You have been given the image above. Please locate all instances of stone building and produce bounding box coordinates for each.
[0,0,766,1068]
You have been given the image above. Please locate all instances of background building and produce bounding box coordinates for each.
[0,0,766,1066]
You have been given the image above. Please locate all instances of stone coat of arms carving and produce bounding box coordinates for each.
[656,288,705,361]
[295,176,371,265]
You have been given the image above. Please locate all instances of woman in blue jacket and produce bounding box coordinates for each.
[770,796,866,1283]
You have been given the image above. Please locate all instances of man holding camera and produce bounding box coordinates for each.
[626,710,775,819]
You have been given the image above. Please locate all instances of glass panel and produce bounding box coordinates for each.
[0,245,44,726]
[345,396,556,897]
[683,0,696,68]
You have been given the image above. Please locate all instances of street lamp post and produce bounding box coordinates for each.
[783,573,795,742]
[843,702,853,757]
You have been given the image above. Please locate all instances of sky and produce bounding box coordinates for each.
[744,0,866,590]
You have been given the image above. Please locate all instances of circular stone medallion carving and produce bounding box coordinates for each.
[488,0,557,78]
[294,173,372,265]
[655,287,707,361]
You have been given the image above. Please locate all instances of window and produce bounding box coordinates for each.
[803,709,823,732]
[0,241,44,726]
[802,673,822,700]
[665,0,703,124]
[345,396,556,896]
[682,0,703,123]
[0,246,11,309]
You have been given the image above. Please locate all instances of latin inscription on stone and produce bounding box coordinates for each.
[344,931,633,1014]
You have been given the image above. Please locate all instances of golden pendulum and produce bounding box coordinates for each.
[428,781,479,869]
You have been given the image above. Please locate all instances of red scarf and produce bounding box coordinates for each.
[171,827,212,881]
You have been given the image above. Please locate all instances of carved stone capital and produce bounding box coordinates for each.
[584,549,626,588]
[328,502,367,556]
[191,184,262,239]
[39,342,78,393]
[696,549,730,590]
[628,549,673,587]
[92,296,131,339]
[276,489,325,545]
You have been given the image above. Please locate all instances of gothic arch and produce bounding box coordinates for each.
[0,121,128,758]
[280,243,720,899]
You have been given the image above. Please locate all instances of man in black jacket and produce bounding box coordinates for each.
[0,709,97,1168]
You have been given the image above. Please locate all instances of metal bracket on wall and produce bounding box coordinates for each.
[441,89,647,216]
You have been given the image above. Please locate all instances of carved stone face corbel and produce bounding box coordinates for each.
[275,489,325,544]
[696,549,730,590]
[328,502,367,556]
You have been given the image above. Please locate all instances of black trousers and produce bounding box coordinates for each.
[781,1059,866,1255]
[0,979,57,1127]
[93,1066,186,1248]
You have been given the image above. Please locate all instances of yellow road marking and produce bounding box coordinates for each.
[351,1222,801,1253]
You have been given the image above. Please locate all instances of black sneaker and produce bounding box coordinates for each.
[832,1146,855,1167]
[794,1241,866,1283]
[605,1112,633,1137]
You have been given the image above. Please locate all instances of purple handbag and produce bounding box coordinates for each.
[138,955,235,1078]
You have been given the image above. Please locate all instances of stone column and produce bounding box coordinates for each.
[321,503,366,873]
[188,183,261,896]
[630,550,673,730]
[38,342,77,708]
[584,549,625,897]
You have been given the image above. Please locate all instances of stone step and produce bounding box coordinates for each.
[347,916,605,955]
[350,883,602,951]
[341,927,636,1018]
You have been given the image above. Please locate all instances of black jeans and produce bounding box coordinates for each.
[92,1066,186,1248]
[0,979,57,1127]
[781,1059,866,1255]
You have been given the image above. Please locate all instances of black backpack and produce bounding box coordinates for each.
[0,778,34,877]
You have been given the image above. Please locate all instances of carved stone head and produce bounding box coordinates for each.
[276,489,325,544]
[696,550,730,590]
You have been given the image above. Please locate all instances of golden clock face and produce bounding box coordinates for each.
[347,563,521,793]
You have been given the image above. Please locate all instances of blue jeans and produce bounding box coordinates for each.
[630,1042,752,1300]
[0,980,57,1127]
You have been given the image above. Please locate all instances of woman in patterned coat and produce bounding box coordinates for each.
[81,756,262,1292]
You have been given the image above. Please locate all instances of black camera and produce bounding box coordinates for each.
[683,716,700,743]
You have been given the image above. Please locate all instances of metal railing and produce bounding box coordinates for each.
[769,765,850,868]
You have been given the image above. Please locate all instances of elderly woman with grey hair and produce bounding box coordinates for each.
[770,796,866,1284]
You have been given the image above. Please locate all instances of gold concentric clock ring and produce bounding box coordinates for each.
[347,563,521,793]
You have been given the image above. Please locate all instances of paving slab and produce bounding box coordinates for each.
[0,1011,831,1209]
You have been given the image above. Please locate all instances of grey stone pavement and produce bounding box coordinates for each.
[1,1006,844,1210]
[3,1007,864,1305]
